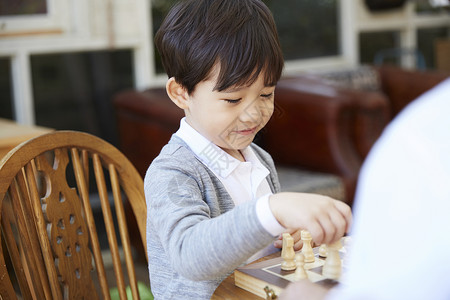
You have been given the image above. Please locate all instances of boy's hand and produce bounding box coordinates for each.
[273,229,304,251]
[269,192,352,245]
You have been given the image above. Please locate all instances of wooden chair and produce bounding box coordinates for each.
[0,131,147,300]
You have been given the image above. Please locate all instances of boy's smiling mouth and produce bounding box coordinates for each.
[235,126,258,135]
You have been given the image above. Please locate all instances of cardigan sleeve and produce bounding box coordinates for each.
[145,145,276,281]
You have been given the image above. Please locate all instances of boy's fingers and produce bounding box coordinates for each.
[291,230,302,242]
[273,239,283,248]
[334,200,353,232]
[306,222,325,245]
[275,230,301,249]
[317,215,336,245]
[328,209,347,242]
[293,240,303,251]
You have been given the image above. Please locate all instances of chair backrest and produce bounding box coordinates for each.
[0,131,147,300]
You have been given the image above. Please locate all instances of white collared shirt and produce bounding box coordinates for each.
[175,118,285,261]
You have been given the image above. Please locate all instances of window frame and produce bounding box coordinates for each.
[0,0,67,37]
[1,0,449,126]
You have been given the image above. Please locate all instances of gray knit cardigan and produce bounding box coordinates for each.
[144,135,281,299]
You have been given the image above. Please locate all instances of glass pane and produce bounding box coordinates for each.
[0,57,13,120]
[417,27,450,69]
[31,50,134,146]
[151,0,340,73]
[359,31,401,65]
[264,0,339,60]
[0,0,47,16]
[151,0,178,74]
[415,0,450,14]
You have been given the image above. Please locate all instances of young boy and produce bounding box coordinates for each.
[145,0,352,299]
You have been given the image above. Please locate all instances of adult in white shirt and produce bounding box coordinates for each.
[280,78,450,300]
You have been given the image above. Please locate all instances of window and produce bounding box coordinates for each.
[360,31,401,65]
[0,0,65,37]
[151,0,177,74]
[0,0,150,128]
[30,50,134,145]
[1,0,447,131]
[0,0,47,16]
[151,0,344,75]
[0,57,13,119]
[356,1,450,69]
[265,0,339,61]
[417,26,450,68]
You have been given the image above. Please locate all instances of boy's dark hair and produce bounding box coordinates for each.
[155,0,284,94]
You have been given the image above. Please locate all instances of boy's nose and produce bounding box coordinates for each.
[239,101,263,124]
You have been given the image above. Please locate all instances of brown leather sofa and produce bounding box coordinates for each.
[259,76,388,204]
[114,65,448,206]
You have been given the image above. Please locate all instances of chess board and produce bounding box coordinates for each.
[234,236,351,299]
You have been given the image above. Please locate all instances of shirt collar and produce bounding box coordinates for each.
[175,118,241,178]
[241,146,270,195]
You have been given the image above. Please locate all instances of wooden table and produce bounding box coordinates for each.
[0,118,53,160]
[212,252,281,299]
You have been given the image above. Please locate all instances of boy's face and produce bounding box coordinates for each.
[185,69,275,159]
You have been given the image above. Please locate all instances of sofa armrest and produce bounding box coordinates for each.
[342,88,390,159]
[260,77,362,202]
[377,65,450,116]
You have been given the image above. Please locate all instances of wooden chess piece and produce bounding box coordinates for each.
[322,239,342,280]
[319,244,328,258]
[281,233,296,271]
[301,230,315,263]
[294,253,308,280]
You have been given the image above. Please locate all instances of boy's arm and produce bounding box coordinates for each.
[269,193,351,245]
[145,146,351,281]
[146,156,275,281]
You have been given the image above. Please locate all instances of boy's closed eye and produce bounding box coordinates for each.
[224,98,242,104]
[261,92,274,99]
[223,93,273,104]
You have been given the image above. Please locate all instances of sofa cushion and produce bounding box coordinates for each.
[277,166,345,201]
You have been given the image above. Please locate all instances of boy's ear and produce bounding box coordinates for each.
[166,77,189,109]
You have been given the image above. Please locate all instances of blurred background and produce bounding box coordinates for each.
[0,0,449,146]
